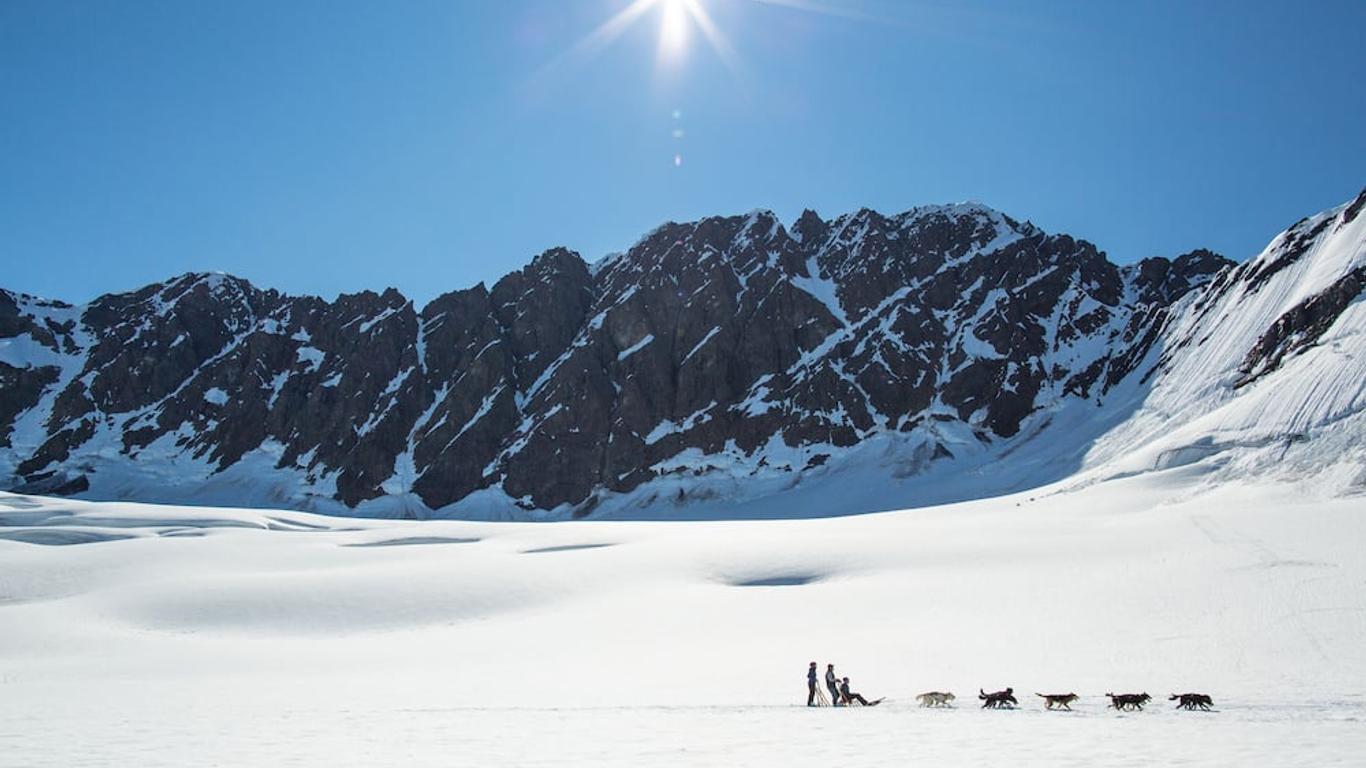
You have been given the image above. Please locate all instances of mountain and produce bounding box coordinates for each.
[2,190,1363,519]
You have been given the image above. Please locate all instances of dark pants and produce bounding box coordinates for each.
[844,690,870,706]
[827,682,841,705]
[807,681,817,705]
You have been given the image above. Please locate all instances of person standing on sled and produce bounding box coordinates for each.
[825,664,842,707]
[840,677,876,706]
[807,662,819,706]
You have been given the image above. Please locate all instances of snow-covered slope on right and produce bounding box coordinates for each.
[1078,189,1366,494]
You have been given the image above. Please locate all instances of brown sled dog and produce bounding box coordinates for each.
[1036,692,1078,710]
[1170,693,1213,711]
[979,688,1017,709]
[1106,692,1151,711]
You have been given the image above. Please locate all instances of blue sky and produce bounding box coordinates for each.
[2,0,1363,307]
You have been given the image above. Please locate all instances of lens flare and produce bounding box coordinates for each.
[659,0,690,59]
[532,0,894,88]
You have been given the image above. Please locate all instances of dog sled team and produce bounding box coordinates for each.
[804,664,1213,712]
[806,662,885,707]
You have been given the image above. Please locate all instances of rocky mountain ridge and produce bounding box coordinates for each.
[2,190,1363,519]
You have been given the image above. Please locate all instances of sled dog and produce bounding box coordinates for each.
[1106,692,1151,711]
[916,691,955,708]
[1036,692,1078,710]
[979,687,1017,709]
[1170,693,1213,711]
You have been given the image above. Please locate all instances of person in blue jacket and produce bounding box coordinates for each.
[806,662,819,705]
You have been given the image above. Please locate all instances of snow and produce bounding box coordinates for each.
[734,374,776,417]
[0,331,68,369]
[358,305,400,334]
[791,255,848,326]
[1074,194,1366,489]
[266,371,289,409]
[588,250,625,277]
[616,333,655,362]
[0,307,89,479]
[202,387,228,406]
[295,346,325,372]
[643,401,716,444]
[681,326,720,363]
[1,467,1363,766]
[442,385,504,450]
[788,285,914,383]
[356,367,415,436]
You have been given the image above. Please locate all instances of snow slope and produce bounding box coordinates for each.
[1,462,1363,766]
[1076,193,1366,491]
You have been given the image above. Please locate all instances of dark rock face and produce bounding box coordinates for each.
[0,364,57,449]
[1340,188,1366,228]
[0,293,69,450]
[1238,265,1366,387]
[0,202,1248,516]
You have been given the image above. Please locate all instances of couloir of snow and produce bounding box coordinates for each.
[1,461,1363,766]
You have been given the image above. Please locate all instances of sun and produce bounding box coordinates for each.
[658,0,692,61]
[530,0,871,87]
[536,0,738,81]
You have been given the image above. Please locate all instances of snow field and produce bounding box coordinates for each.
[4,699,1362,768]
[2,465,1364,766]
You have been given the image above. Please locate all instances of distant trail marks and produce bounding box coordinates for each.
[521,543,616,554]
[728,574,825,587]
[158,528,208,538]
[1232,559,1336,571]
[266,516,334,531]
[1190,513,1334,665]
[345,536,480,548]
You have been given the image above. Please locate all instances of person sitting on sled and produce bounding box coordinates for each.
[840,676,877,706]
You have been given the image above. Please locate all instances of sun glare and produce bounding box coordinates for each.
[534,0,878,86]
[526,0,877,168]
[541,0,734,79]
[659,0,691,60]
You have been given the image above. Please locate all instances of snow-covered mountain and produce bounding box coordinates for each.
[2,190,1362,519]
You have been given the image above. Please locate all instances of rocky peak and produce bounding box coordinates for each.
[1128,249,1233,305]
[792,209,828,244]
[525,247,589,280]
